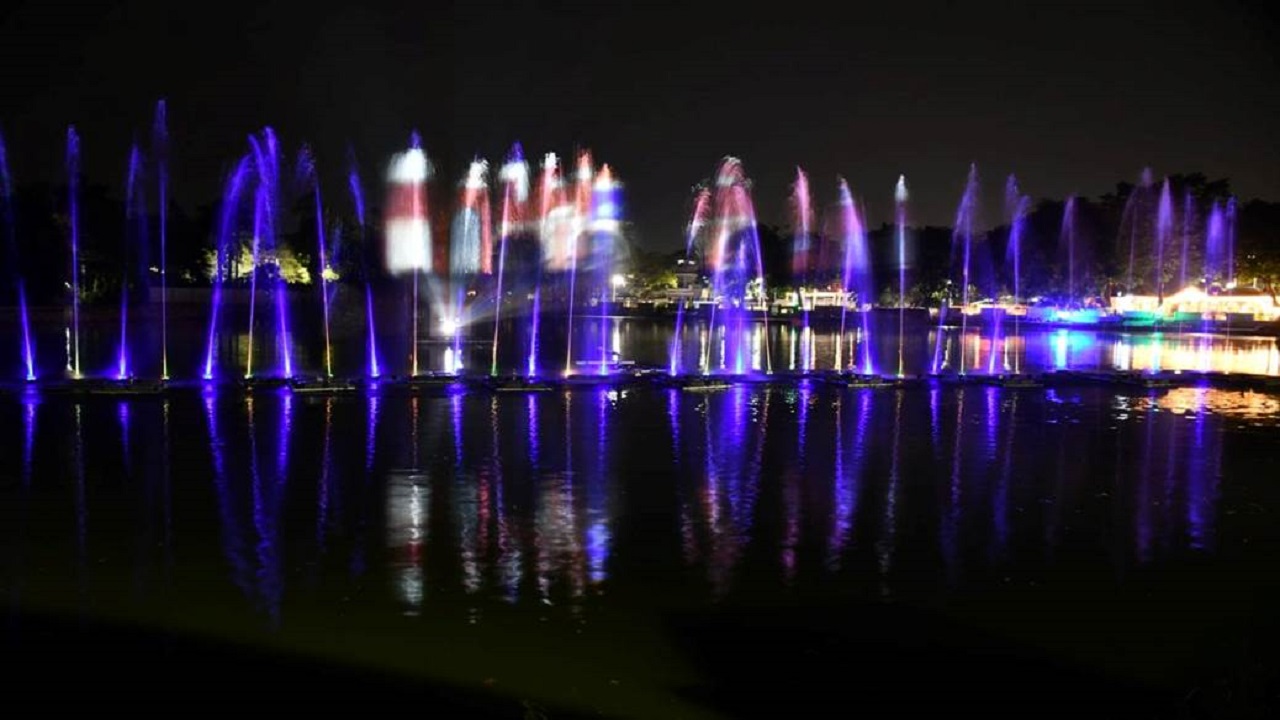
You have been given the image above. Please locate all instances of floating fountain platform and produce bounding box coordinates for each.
[654,375,735,392]
[289,377,360,395]
[34,377,168,396]
[1045,370,1177,390]
[6,366,1280,397]
[822,372,896,389]
[484,375,556,393]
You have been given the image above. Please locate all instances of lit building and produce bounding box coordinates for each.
[1110,284,1280,321]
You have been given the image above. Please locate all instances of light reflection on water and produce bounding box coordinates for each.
[0,383,1275,630]
[6,317,1279,379]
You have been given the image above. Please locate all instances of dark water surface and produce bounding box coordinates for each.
[3,378,1279,716]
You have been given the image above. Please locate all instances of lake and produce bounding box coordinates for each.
[2,316,1279,715]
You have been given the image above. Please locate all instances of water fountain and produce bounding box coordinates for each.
[836,178,873,375]
[669,187,710,376]
[347,154,380,378]
[244,181,265,378]
[249,128,292,378]
[895,175,908,378]
[591,164,622,376]
[297,148,333,377]
[66,127,83,379]
[8,107,1280,393]
[1004,179,1029,374]
[1206,201,1225,284]
[932,165,979,374]
[490,144,526,376]
[119,144,144,380]
[204,156,251,380]
[1180,190,1194,291]
[385,134,431,377]
[700,157,770,376]
[566,151,592,376]
[1122,169,1154,294]
[153,101,170,379]
[0,132,36,380]
[1225,197,1237,286]
[791,167,813,336]
[1059,195,1077,305]
[1156,178,1173,302]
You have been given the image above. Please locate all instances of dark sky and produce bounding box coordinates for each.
[2,0,1277,248]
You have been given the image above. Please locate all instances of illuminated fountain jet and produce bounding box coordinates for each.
[444,159,492,367]
[385,143,433,276]
[385,138,433,376]
[695,157,771,375]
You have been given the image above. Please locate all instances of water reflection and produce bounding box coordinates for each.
[249,392,290,626]
[690,386,767,597]
[2,383,1264,629]
[206,390,252,599]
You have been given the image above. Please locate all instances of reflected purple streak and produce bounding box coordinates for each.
[586,388,611,585]
[942,388,966,583]
[1186,392,1219,552]
[349,393,379,580]
[1135,405,1156,564]
[316,398,334,558]
[493,396,519,603]
[782,382,810,581]
[829,389,868,570]
[118,401,131,472]
[205,391,252,598]
[21,393,37,488]
[250,391,291,627]
[876,391,903,588]
[527,393,540,468]
[72,404,86,598]
[992,393,1017,563]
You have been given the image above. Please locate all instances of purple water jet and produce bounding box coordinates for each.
[895,175,908,377]
[836,178,873,374]
[204,156,251,380]
[591,165,623,375]
[0,131,35,380]
[1059,196,1077,304]
[1002,176,1029,373]
[348,155,380,378]
[1205,201,1225,284]
[702,158,769,375]
[245,183,266,377]
[491,144,526,376]
[153,101,170,378]
[1156,178,1173,301]
[791,168,813,338]
[932,165,979,374]
[298,148,333,377]
[1180,191,1193,291]
[248,129,292,378]
[119,144,145,380]
[669,187,709,375]
[1225,197,1237,286]
[1123,169,1154,293]
[66,126,82,378]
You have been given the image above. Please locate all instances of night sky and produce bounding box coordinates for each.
[2,0,1277,248]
